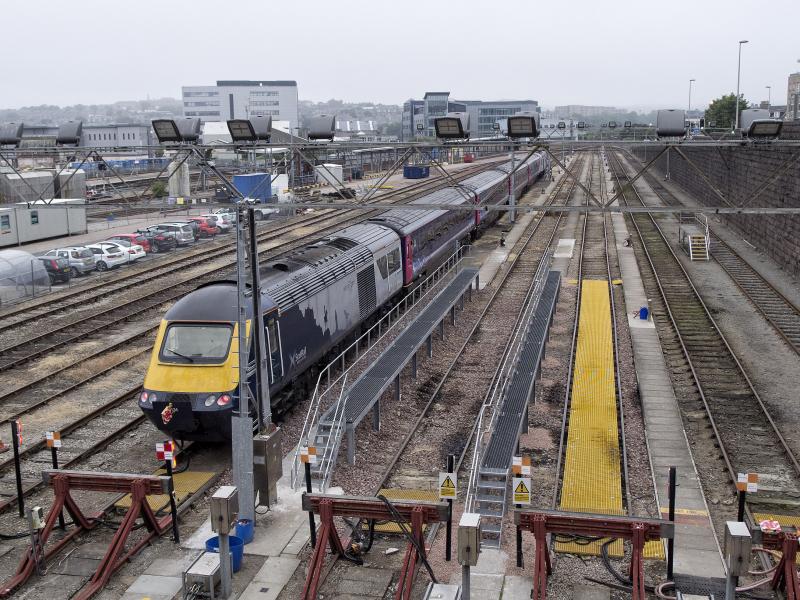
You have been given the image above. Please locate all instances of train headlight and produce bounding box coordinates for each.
[204,395,217,407]
[140,391,148,403]
[216,394,232,406]
[150,393,157,403]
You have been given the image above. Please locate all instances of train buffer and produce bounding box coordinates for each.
[309,267,479,489]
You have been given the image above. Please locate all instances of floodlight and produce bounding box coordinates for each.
[624,121,632,128]
[307,115,336,140]
[608,121,618,129]
[176,118,201,142]
[0,122,23,147]
[601,123,607,128]
[747,119,783,138]
[227,116,272,142]
[56,121,83,146]
[492,122,501,131]
[576,121,585,129]
[557,121,566,129]
[152,120,182,143]
[434,112,470,139]
[655,109,686,137]
[507,114,539,138]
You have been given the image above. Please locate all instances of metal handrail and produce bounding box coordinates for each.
[316,373,348,492]
[291,244,472,488]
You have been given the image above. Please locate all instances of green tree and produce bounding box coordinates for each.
[705,93,748,130]
[150,181,168,198]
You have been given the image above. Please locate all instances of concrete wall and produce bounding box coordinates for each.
[631,121,800,275]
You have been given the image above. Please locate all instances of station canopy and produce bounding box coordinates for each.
[0,249,50,304]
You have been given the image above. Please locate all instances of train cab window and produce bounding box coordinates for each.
[265,317,283,382]
[377,255,389,279]
[30,211,39,225]
[160,323,233,364]
[0,215,9,232]
[387,248,401,274]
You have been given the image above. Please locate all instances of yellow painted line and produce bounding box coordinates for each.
[114,470,216,513]
[611,279,623,285]
[661,507,709,517]
[753,512,800,564]
[556,280,626,558]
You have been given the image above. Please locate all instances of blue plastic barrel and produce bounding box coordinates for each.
[205,535,244,572]
[639,306,649,320]
[235,519,254,544]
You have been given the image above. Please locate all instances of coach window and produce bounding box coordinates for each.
[0,215,9,232]
[30,211,39,225]
[387,248,401,274]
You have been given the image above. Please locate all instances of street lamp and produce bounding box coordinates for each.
[735,40,748,131]
[688,79,695,112]
[766,85,771,108]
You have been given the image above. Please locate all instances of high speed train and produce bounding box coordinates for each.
[139,152,550,440]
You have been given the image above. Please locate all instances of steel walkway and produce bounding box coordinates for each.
[475,271,561,547]
[312,267,479,482]
[556,278,625,557]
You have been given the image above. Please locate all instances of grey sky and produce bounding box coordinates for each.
[3,0,798,111]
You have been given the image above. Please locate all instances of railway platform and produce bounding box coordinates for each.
[609,201,726,586]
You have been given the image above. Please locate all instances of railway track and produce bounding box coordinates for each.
[620,159,800,358]
[609,150,800,513]
[553,149,629,509]
[0,162,504,374]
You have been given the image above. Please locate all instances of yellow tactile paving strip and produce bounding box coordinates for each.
[114,470,216,514]
[753,512,800,564]
[556,279,624,557]
[368,489,439,533]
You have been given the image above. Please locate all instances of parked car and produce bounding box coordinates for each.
[37,256,71,284]
[132,229,177,253]
[42,247,96,278]
[187,216,220,238]
[146,223,194,246]
[100,239,146,263]
[86,243,128,271]
[167,220,200,241]
[107,233,151,253]
[202,214,232,233]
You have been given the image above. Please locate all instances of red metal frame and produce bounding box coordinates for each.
[300,493,448,600]
[515,509,673,600]
[0,470,171,600]
[762,529,800,600]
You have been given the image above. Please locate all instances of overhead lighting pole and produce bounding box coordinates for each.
[735,39,748,131]
[688,79,695,112]
[766,85,771,108]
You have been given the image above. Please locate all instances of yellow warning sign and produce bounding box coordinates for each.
[438,472,457,500]
[512,477,531,505]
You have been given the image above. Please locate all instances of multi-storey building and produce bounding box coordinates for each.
[786,73,800,121]
[181,80,299,130]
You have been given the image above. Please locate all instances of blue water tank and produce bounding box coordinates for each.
[639,306,649,320]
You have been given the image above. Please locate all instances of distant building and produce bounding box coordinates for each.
[554,105,622,118]
[181,80,299,130]
[786,72,800,120]
[19,123,153,149]
[401,92,539,140]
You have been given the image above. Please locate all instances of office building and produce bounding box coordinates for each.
[182,80,299,130]
[786,72,800,120]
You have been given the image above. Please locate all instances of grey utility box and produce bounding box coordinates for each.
[210,486,239,535]
[253,428,283,509]
[724,520,752,577]
[458,513,482,566]
[183,552,221,599]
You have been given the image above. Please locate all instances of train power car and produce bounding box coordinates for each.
[139,153,550,441]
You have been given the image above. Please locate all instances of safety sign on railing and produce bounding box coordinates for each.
[439,472,457,500]
[512,477,532,505]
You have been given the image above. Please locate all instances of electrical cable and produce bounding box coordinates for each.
[377,494,437,584]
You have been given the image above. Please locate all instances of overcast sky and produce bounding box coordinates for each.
[3,0,798,111]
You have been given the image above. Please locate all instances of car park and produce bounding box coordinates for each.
[108,233,151,253]
[37,256,71,284]
[133,229,177,253]
[86,243,128,271]
[202,214,232,233]
[100,239,146,263]
[187,216,220,238]
[167,220,200,241]
[42,247,96,277]
[146,223,194,246]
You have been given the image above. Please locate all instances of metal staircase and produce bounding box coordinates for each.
[475,467,508,547]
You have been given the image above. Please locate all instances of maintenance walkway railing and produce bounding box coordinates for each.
[466,267,561,548]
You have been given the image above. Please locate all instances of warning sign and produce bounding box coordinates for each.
[512,477,532,505]
[301,446,317,465]
[156,440,174,461]
[45,431,61,448]
[439,472,457,500]
[737,473,758,493]
[512,456,531,476]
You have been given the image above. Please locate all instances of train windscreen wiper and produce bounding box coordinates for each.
[168,348,195,363]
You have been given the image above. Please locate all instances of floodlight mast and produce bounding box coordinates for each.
[505,115,539,224]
